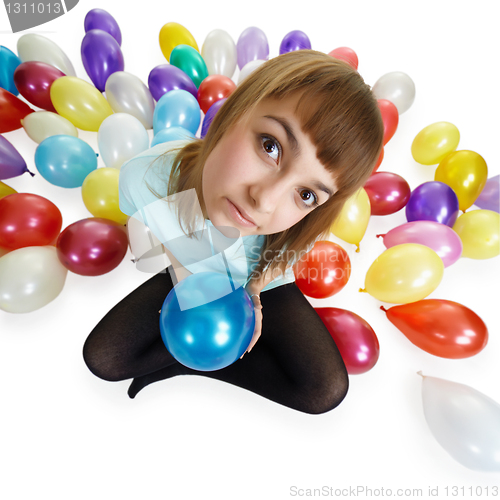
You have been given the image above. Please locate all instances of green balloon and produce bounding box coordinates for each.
[170,44,208,88]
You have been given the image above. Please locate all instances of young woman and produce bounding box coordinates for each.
[83,50,384,414]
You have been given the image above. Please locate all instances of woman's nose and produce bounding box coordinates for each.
[249,177,287,214]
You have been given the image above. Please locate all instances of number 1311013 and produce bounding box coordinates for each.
[5,2,62,14]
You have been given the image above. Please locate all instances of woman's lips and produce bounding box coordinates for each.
[226,199,257,227]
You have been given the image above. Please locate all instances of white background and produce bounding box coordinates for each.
[1,0,499,498]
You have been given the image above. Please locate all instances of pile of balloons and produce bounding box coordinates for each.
[292,91,498,373]
[1,7,499,471]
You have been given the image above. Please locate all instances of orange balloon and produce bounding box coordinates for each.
[293,241,351,298]
[382,299,488,359]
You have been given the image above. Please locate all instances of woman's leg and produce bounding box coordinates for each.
[128,283,349,415]
[83,268,178,381]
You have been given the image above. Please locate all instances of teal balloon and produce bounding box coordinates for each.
[160,272,255,371]
[34,135,98,188]
[0,46,22,95]
[151,126,194,147]
[170,44,208,88]
[153,89,200,135]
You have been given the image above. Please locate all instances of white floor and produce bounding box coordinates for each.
[1,1,499,498]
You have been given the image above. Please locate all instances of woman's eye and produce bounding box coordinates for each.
[261,136,281,163]
[299,189,319,208]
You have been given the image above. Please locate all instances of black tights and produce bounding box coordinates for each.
[83,268,349,414]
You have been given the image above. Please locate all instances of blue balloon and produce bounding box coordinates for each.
[201,98,226,138]
[34,135,98,188]
[160,272,255,371]
[153,89,201,136]
[279,30,312,55]
[148,64,198,101]
[151,126,195,147]
[0,46,22,95]
[405,181,459,227]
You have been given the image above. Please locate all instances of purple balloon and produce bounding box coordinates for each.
[405,181,459,227]
[279,30,312,55]
[81,29,124,92]
[148,64,198,102]
[474,174,499,213]
[201,98,226,138]
[379,220,463,267]
[0,135,33,180]
[84,8,122,46]
[236,27,269,70]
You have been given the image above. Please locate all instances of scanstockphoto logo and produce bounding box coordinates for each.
[3,0,79,32]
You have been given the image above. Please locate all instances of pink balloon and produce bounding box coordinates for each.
[315,307,380,375]
[56,218,128,276]
[13,61,65,112]
[328,47,358,70]
[377,220,463,267]
[364,171,411,215]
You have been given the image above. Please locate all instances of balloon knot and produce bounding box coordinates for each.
[359,288,366,293]
[380,305,387,312]
[417,371,425,378]
[27,168,35,177]
[376,234,386,238]
[355,244,360,253]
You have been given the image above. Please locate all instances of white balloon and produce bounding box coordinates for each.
[372,71,416,114]
[202,29,237,78]
[238,60,265,85]
[17,34,76,76]
[98,113,150,170]
[420,373,500,471]
[127,216,170,274]
[22,111,78,144]
[105,72,155,129]
[0,246,68,313]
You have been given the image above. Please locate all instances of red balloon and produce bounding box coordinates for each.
[364,171,411,215]
[0,193,62,249]
[378,99,399,145]
[197,75,236,115]
[372,147,384,173]
[382,299,488,359]
[293,241,351,298]
[14,61,66,113]
[0,88,35,133]
[328,47,358,70]
[56,218,128,276]
[316,307,380,374]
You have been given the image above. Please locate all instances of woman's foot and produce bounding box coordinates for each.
[127,363,185,398]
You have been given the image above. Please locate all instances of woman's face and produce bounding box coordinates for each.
[202,94,338,237]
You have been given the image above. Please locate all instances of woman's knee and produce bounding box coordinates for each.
[299,366,349,415]
[82,330,126,382]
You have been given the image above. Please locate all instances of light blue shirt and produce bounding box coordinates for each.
[119,140,296,293]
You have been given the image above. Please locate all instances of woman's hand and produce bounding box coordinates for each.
[240,294,263,359]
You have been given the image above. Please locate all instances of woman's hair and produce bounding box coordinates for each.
[160,49,383,281]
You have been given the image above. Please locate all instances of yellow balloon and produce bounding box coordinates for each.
[50,76,114,132]
[434,150,488,211]
[361,243,444,304]
[330,188,370,251]
[411,121,460,165]
[0,181,17,199]
[453,210,499,259]
[81,168,127,225]
[159,22,199,61]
